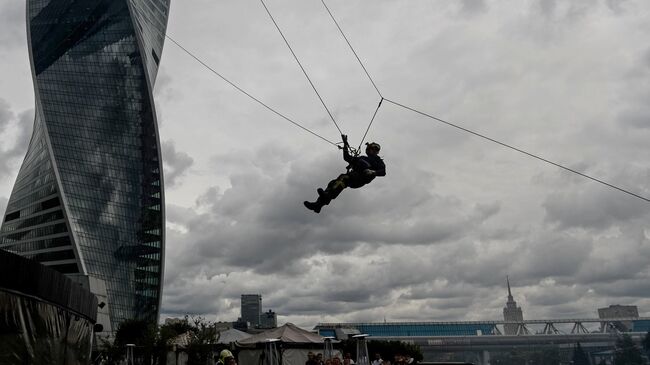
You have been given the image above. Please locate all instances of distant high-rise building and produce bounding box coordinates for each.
[241,294,262,327]
[0,0,170,333]
[598,304,639,332]
[598,304,639,319]
[503,277,524,335]
[261,309,277,329]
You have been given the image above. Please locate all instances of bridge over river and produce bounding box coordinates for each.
[315,318,650,364]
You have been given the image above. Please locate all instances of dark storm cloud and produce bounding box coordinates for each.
[279,295,383,316]
[160,145,561,323]
[572,232,650,285]
[605,0,629,13]
[524,283,589,307]
[592,277,650,298]
[542,173,648,229]
[401,281,476,301]
[512,233,592,279]
[616,49,650,131]
[162,151,644,322]
[169,149,498,274]
[162,140,194,188]
[538,0,557,17]
[160,144,505,319]
[534,0,600,20]
[618,107,650,130]
[459,0,487,16]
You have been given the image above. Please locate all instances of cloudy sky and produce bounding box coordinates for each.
[1,0,650,328]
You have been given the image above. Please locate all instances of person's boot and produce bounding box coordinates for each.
[303,201,322,213]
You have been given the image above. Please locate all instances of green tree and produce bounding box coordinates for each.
[572,342,590,365]
[614,334,644,365]
[159,317,194,342]
[184,316,220,365]
[156,317,195,365]
[108,319,158,364]
[97,316,223,365]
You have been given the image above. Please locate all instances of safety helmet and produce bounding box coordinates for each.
[365,142,381,152]
[220,349,234,362]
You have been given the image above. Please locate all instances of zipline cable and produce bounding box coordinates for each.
[166,33,650,204]
[160,9,650,205]
[320,0,385,148]
[259,0,344,136]
[130,11,338,147]
[316,3,650,204]
[357,97,383,152]
[165,34,339,148]
[320,0,383,99]
[384,98,650,204]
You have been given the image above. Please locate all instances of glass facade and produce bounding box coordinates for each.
[353,323,497,337]
[241,294,262,327]
[632,320,650,333]
[317,323,499,337]
[0,0,169,330]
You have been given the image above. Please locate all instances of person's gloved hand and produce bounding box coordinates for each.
[363,169,375,176]
[341,134,348,144]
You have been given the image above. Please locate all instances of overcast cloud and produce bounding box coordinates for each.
[1,0,649,328]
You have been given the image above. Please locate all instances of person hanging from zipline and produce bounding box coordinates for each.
[304,134,386,213]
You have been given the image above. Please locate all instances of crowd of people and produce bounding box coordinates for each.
[305,352,417,365]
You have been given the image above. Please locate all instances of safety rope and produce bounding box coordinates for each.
[159,7,650,205]
[319,0,385,149]
[320,0,383,99]
[316,2,650,205]
[129,5,339,148]
[357,97,383,152]
[383,98,650,204]
[259,0,344,136]
[165,35,339,148]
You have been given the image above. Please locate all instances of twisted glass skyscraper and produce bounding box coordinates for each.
[0,0,169,330]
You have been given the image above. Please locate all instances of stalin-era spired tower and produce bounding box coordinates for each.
[0,0,170,333]
[503,277,524,335]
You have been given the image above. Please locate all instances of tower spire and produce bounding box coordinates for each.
[507,276,513,301]
[503,275,524,335]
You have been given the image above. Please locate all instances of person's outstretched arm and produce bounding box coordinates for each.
[341,135,354,163]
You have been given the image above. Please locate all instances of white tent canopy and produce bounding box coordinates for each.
[218,328,252,344]
[237,323,324,346]
[236,323,339,365]
[169,327,251,348]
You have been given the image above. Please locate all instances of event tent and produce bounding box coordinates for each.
[237,323,340,365]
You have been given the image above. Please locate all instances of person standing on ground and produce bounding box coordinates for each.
[371,353,383,365]
[306,352,319,365]
[217,350,237,365]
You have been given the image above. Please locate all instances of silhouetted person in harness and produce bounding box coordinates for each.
[304,135,386,213]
